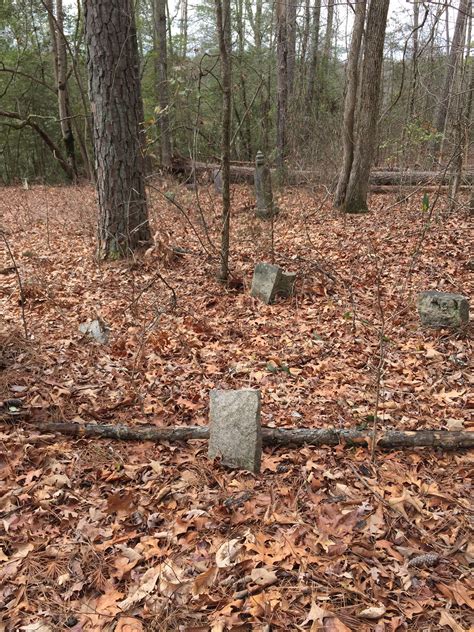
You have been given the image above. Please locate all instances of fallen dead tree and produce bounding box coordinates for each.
[171,159,474,188]
[7,420,474,450]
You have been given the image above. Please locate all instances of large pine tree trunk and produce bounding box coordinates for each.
[341,0,390,214]
[84,1,151,259]
[154,0,172,168]
[334,0,366,208]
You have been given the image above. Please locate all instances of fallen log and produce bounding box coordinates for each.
[370,184,471,195]
[9,420,474,450]
[170,159,474,187]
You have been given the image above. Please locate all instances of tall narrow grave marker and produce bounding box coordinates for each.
[208,389,262,473]
[254,151,277,219]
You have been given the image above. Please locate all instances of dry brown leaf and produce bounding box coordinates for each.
[118,567,160,610]
[250,566,278,585]
[192,566,219,597]
[302,601,351,632]
[358,605,386,619]
[115,617,144,632]
[215,538,243,568]
[438,610,466,632]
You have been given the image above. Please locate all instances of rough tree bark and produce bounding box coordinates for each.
[153,0,172,168]
[334,0,366,208]
[215,0,232,281]
[340,0,390,214]
[84,1,151,259]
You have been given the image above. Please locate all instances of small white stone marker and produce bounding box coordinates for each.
[79,319,110,344]
[208,389,262,474]
[417,291,469,328]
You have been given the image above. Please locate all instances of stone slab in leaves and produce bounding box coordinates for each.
[417,291,469,328]
[208,389,262,473]
[251,262,296,304]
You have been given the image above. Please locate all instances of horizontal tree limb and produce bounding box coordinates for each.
[170,159,474,187]
[8,420,474,450]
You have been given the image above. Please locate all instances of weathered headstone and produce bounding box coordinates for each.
[208,389,262,473]
[213,168,223,194]
[251,262,296,304]
[79,319,110,344]
[254,151,277,219]
[417,291,469,328]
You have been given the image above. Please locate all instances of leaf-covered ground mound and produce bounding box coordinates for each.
[1,182,472,631]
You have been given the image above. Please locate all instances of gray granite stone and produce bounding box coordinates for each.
[213,168,223,194]
[208,389,262,473]
[417,291,469,328]
[254,151,278,219]
[251,262,296,304]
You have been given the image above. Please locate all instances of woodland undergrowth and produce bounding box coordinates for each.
[0,182,472,631]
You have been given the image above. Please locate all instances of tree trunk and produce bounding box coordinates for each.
[236,0,252,160]
[180,0,188,58]
[286,0,297,98]
[334,0,366,208]
[449,6,473,210]
[341,0,390,214]
[45,0,78,181]
[276,0,288,176]
[215,0,232,282]
[306,0,321,110]
[153,0,172,168]
[317,0,334,117]
[409,0,419,118]
[434,0,469,161]
[84,1,152,260]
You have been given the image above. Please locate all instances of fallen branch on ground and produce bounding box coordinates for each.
[171,159,474,187]
[4,419,473,450]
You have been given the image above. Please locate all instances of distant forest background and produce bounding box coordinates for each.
[0,0,472,185]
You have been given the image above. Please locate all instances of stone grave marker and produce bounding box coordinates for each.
[79,319,110,344]
[251,262,296,304]
[254,150,277,219]
[417,291,469,328]
[213,168,223,194]
[208,389,262,473]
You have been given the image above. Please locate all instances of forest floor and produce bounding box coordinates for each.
[0,181,472,631]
